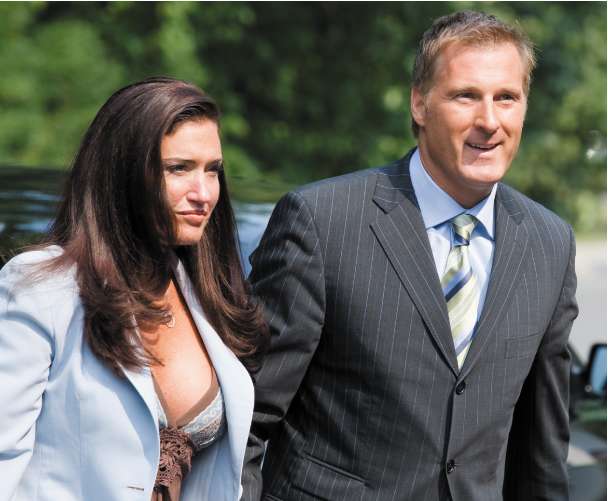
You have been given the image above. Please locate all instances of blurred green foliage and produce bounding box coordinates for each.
[0,2,605,233]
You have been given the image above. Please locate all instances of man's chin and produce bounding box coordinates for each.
[461,163,508,186]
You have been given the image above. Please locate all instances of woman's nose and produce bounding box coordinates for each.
[187,173,212,202]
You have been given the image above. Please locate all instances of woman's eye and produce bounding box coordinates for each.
[207,161,224,174]
[166,164,187,174]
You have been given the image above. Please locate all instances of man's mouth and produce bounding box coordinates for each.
[465,142,499,152]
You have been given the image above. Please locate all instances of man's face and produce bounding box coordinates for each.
[411,42,527,208]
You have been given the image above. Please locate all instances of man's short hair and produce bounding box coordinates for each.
[411,10,536,136]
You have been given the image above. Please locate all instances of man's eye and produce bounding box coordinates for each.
[455,92,475,100]
[498,94,515,101]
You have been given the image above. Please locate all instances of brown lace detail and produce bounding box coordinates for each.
[154,426,194,494]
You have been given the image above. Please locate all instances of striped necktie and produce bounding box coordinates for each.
[441,214,479,369]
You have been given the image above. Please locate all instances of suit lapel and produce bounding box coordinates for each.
[460,184,529,378]
[370,153,459,376]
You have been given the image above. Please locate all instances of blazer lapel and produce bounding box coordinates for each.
[459,184,529,378]
[173,260,254,488]
[121,364,158,426]
[370,153,459,376]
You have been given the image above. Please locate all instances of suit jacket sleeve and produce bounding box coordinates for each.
[504,226,578,501]
[242,191,326,501]
[0,259,54,499]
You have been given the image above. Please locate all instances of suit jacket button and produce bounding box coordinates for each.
[455,381,466,395]
[446,460,456,474]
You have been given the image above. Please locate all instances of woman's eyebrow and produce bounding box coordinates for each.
[162,158,223,167]
[161,157,196,164]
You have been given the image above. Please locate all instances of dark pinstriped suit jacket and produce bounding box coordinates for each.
[242,151,577,501]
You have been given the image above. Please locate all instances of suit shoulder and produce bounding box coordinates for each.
[290,158,405,202]
[500,184,572,235]
[499,184,575,273]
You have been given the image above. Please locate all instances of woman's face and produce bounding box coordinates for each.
[161,119,222,246]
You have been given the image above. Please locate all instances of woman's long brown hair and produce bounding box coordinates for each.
[42,77,267,374]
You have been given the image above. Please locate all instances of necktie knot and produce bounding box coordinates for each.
[451,214,477,246]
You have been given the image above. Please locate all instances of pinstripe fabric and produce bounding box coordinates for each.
[242,150,577,501]
[442,214,480,368]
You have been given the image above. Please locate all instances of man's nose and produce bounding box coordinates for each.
[474,99,500,134]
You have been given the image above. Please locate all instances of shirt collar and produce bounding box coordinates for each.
[409,147,496,240]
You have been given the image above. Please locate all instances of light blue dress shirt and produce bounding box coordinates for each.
[409,148,496,321]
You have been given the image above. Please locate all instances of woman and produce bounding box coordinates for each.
[0,77,267,500]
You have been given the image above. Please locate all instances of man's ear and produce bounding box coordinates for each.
[410,87,427,128]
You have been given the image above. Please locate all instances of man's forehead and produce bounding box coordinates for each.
[436,39,523,64]
[430,40,526,87]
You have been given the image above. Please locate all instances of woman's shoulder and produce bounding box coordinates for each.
[3,244,63,266]
[1,245,77,297]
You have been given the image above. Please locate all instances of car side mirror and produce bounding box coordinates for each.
[585,343,607,398]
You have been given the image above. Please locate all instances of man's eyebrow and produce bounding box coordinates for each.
[498,86,523,94]
[447,84,523,94]
[446,84,479,93]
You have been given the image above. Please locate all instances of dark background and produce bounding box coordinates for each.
[0,1,605,233]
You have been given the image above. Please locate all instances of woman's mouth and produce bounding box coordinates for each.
[178,210,208,225]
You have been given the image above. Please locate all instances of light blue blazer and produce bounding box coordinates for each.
[0,247,254,501]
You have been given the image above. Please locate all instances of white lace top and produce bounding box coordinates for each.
[155,388,226,451]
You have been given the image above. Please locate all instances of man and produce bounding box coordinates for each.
[243,11,577,501]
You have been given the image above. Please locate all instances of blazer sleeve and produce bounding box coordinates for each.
[0,260,54,498]
[504,226,578,501]
[241,191,326,501]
